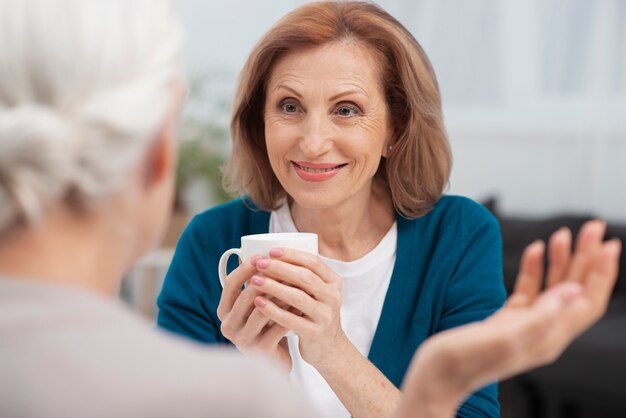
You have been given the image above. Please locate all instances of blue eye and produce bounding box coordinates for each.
[336,104,360,117]
[279,100,300,114]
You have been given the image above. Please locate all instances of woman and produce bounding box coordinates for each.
[1,1,621,417]
[157,2,506,417]
[0,1,313,416]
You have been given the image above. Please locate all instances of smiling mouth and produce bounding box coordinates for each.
[291,161,348,173]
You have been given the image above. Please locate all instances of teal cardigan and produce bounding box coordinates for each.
[157,195,506,417]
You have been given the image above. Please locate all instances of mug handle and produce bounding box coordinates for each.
[218,248,242,288]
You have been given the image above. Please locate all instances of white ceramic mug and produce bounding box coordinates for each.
[217,232,318,288]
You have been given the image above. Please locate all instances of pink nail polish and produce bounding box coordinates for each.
[249,255,262,267]
[256,259,270,269]
[251,276,265,286]
[270,248,284,258]
[255,297,267,308]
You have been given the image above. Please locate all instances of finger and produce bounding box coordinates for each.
[221,286,261,336]
[575,220,606,253]
[512,240,545,303]
[554,240,620,340]
[255,258,331,302]
[581,239,621,313]
[505,293,531,309]
[251,275,318,318]
[260,323,290,347]
[268,247,338,285]
[236,307,275,346]
[565,220,606,283]
[545,227,572,288]
[217,255,262,320]
[255,296,310,335]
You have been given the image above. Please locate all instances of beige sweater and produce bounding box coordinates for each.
[0,278,316,418]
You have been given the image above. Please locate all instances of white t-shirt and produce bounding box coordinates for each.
[269,204,397,417]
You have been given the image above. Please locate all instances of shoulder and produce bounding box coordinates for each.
[3,294,312,417]
[432,195,499,239]
[192,197,256,227]
[395,196,502,278]
[431,195,496,224]
[400,195,498,237]
[110,322,314,417]
[183,197,270,245]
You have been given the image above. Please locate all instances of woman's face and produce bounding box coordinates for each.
[264,41,391,211]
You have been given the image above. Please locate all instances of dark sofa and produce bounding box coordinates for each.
[487,202,626,418]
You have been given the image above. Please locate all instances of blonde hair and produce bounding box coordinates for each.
[225,1,451,218]
[0,0,183,235]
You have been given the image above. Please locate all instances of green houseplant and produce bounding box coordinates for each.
[162,74,232,246]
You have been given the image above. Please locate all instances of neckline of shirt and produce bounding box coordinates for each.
[270,203,398,279]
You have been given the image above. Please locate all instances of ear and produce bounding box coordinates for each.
[144,83,184,186]
[382,142,394,158]
[144,120,176,187]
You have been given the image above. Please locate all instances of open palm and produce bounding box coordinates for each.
[400,220,621,418]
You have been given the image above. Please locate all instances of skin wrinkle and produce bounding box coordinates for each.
[263,42,394,260]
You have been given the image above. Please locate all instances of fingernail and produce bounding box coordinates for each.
[270,248,284,258]
[255,296,267,308]
[249,255,263,267]
[256,259,270,269]
[251,275,265,286]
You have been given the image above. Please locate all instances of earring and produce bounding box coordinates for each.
[387,144,393,152]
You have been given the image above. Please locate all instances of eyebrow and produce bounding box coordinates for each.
[273,84,368,102]
[328,90,367,102]
[273,84,303,99]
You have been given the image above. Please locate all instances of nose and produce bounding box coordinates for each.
[299,112,333,158]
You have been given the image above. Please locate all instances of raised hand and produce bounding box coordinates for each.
[398,220,621,418]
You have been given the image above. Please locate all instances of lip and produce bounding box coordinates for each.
[291,161,347,182]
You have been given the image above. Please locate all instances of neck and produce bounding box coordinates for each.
[0,207,137,297]
[290,180,395,261]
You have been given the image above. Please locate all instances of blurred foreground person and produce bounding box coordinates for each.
[0,1,313,417]
[0,1,620,418]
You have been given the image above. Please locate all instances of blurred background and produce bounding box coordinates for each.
[175,0,626,220]
[121,1,626,417]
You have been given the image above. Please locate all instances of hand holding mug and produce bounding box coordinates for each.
[216,233,317,370]
[249,246,348,370]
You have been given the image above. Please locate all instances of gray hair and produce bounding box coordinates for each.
[0,0,184,235]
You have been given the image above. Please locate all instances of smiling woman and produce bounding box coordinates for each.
[157,2,505,417]
[263,41,393,218]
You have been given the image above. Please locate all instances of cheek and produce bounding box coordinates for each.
[350,122,389,164]
[264,122,292,176]
[265,124,283,156]
[265,117,300,152]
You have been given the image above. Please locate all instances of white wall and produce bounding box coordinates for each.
[179,0,626,222]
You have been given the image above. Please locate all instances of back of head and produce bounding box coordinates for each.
[0,0,183,236]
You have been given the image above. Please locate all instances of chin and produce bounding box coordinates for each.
[288,189,344,210]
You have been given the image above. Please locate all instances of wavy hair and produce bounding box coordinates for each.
[224,0,451,218]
